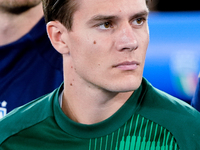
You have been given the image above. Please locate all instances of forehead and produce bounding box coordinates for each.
[76,0,148,18]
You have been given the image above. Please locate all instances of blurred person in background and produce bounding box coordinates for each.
[0,0,63,118]
[191,73,200,111]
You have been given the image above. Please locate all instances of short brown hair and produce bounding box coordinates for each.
[41,0,79,31]
[42,0,150,31]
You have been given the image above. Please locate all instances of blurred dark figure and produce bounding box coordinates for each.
[0,1,63,118]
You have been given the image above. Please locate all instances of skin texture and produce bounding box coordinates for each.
[0,0,41,11]
[47,0,149,124]
[0,0,43,45]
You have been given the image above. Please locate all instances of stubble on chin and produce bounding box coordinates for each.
[0,0,41,14]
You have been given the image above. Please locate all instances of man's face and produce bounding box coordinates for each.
[0,0,41,12]
[65,0,149,93]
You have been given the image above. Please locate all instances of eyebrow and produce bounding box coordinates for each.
[87,10,149,25]
[131,10,149,19]
[87,15,117,25]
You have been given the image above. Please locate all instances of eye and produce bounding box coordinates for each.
[132,18,146,26]
[98,21,113,30]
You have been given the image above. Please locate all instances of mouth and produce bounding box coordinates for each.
[113,61,139,71]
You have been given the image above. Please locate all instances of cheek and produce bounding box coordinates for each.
[70,39,103,69]
[68,31,111,69]
[140,32,149,53]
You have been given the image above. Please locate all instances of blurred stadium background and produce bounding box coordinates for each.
[144,0,200,103]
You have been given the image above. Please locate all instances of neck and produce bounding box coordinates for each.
[62,62,133,125]
[0,3,43,46]
[62,91,133,125]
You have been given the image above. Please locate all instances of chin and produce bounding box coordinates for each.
[121,84,141,92]
[124,75,143,89]
[108,78,142,93]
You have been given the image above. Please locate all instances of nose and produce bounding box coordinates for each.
[114,23,138,51]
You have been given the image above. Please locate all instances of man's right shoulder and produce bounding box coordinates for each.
[0,92,55,144]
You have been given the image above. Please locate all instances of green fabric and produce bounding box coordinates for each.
[0,78,200,150]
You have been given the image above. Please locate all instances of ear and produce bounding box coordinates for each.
[46,21,69,54]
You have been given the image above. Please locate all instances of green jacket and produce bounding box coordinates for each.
[1,78,200,150]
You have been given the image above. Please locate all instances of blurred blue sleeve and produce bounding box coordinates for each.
[191,73,200,111]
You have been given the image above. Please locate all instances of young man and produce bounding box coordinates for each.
[1,0,200,149]
[0,0,63,117]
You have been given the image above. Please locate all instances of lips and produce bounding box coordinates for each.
[113,61,139,70]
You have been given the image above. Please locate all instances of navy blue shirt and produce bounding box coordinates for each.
[191,75,200,111]
[0,18,63,117]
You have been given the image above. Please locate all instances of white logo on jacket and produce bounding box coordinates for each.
[0,101,7,119]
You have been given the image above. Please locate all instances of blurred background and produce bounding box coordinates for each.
[144,0,200,103]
